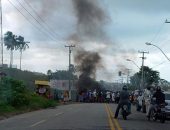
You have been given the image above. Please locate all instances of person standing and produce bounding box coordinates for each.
[136,92,143,111]
[112,92,115,103]
[143,86,151,115]
[106,91,111,103]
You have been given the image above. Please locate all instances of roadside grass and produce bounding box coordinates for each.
[0,94,58,117]
[28,93,58,110]
[0,103,16,114]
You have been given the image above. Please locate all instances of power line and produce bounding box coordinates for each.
[14,0,58,41]
[7,0,56,41]
[159,38,170,48]
[146,22,166,53]
[151,61,167,69]
[7,0,41,33]
[157,19,170,48]
[148,20,170,53]
[150,22,165,43]
[22,0,62,39]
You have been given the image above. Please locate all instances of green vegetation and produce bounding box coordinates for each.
[0,103,16,114]
[47,69,78,80]
[28,93,57,109]
[0,77,57,116]
[4,31,29,69]
[130,66,170,90]
[130,66,160,89]
[2,68,48,91]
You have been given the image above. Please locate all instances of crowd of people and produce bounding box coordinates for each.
[77,85,166,120]
[78,90,121,103]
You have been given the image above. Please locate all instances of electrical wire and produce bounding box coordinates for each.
[15,0,58,41]
[151,61,167,69]
[7,0,56,41]
[22,0,62,39]
[150,22,165,43]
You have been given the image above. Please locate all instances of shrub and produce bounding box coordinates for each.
[29,93,57,109]
[0,78,57,114]
[0,78,30,107]
[0,103,16,114]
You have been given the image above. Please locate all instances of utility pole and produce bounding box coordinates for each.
[65,45,75,101]
[138,51,149,90]
[0,0,3,69]
[126,69,131,85]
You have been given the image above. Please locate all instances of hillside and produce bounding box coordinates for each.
[1,68,48,91]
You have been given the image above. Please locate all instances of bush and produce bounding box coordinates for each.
[0,78,57,114]
[29,93,57,109]
[0,103,16,114]
[0,78,30,107]
[0,78,12,104]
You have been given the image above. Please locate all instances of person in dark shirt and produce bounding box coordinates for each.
[152,86,165,105]
[114,85,131,118]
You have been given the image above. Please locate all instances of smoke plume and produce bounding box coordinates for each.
[74,48,102,91]
[75,49,102,78]
[25,0,137,84]
[71,0,108,42]
[71,0,108,91]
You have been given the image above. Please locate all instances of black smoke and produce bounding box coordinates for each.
[75,49,102,92]
[71,0,108,41]
[71,0,108,92]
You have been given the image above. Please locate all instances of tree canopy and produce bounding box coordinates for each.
[47,69,78,80]
[130,66,160,89]
[4,31,29,68]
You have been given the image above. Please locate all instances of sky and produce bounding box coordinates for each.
[1,0,170,82]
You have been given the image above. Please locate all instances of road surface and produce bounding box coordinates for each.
[0,103,169,130]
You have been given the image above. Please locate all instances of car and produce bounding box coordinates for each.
[164,92,170,119]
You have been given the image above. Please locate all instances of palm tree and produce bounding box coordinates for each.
[16,36,29,70]
[4,31,17,68]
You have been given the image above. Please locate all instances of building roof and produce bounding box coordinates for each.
[35,80,49,86]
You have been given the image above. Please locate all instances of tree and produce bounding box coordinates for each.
[4,31,17,68]
[16,36,29,70]
[47,70,53,80]
[159,79,170,91]
[130,66,160,89]
[51,70,77,80]
[130,73,141,90]
[142,66,160,86]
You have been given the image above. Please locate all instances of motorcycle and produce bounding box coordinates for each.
[121,104,129,120]
[148,98,166,123]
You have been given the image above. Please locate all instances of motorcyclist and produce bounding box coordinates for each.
[114,85,131,119]
[147,86,165,119]
[152,86,165,105]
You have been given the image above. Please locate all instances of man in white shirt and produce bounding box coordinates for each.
[143,86,151,116]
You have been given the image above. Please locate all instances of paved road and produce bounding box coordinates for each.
[0,103,169,130]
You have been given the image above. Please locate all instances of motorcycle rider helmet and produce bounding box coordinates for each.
[156,86,161,92]
[122,85,128,90]
[146,85,151,90]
